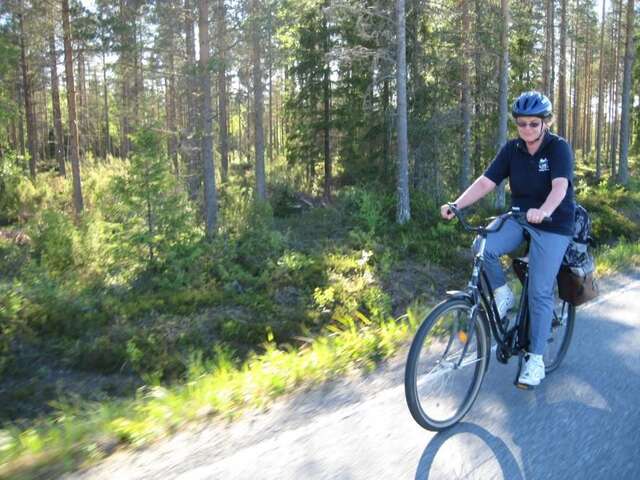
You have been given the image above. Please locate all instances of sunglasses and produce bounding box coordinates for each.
[516,120,542,129]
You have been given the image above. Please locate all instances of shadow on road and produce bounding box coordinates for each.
[413,289,640,480]
[414,422,524,480]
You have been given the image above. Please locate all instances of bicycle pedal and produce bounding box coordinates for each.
[514,381,534,390]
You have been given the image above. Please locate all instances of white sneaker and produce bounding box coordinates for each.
[518,353,546,386]
[493,284,515,319]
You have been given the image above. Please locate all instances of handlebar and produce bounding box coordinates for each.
[445,203,551,236]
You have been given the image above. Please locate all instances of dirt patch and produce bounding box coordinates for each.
[0,342,142,425]
[0,228,31,245]
[385,257,469,316]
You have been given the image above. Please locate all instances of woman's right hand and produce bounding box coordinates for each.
[440,203,456,220]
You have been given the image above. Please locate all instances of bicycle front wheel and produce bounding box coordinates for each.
[404,298,490,431]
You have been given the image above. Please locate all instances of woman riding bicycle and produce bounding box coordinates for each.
[440,91,576,387]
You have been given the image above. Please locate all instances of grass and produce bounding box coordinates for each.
[0,305,428,479]
[1,156,638,479]
[595,239,640,276]
[4,236,639,478]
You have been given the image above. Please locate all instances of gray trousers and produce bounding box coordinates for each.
[473,217,572,355]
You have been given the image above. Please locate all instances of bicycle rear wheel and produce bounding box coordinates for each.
[404,298,490,431]
[543,288,576,373]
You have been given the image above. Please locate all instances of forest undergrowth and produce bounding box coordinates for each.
[0,146,638,478]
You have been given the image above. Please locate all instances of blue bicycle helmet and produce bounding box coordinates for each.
[511,91,553,118]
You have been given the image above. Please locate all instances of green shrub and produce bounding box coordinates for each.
[0,237,29,279]
[105,127,198,274]
[269,181,300,217]
[361,285,392,322]
[270,250,324,292]
[578,184,640,243]
[0,156,24,223]
[13,273,104,338]
[29,209,78,275]
[0,282,24,373]
[338,186,393,235]
[70,333,130,374]
[0,155,41,224]
[231,201,284,274]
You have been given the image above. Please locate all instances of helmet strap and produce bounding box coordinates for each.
[525,121,546,146]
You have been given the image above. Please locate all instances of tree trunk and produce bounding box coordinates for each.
[617,0,635,185]
[62,0,84,215]
[40,77,48,162]
[217,0,229,183]
[185,0,200,199]
[166,51,178,176]
[459,0,472,191]
[604,6,617,169]
[473,0,484,177]
[582,42,592,155]
[550,0,556,104]
[396,0,410,224]
[19,6,38,178]
[133,22,140,124]
[50,34,66,176]
[251,0,266,200]
[77,46,86,156]
[542,0,553,96]
[322,0,332,201]
[267,5,274,167]
[571,22,579,151]
[610,0,624,178]
[102,48,111,158]
[248,91,253,165]
[119,0,131,158]
[495,0,509,210]
[605,65,614,165]
[273,77,279,155]
[92,69,101,157]
[9,119,18,153]
[382,78,390,178]
[282,67,288,163]
[198,0,217,236]
[557,0,568,138]
[16,79,26,158]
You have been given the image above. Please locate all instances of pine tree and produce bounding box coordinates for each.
[396,0,410,224]
[18,1,38,178]
[62,0,84,215]
[495,0,509,210]
[250,0,266,200]
[49,32,66,176]
[616,0,635,185]
[198,0,218,236]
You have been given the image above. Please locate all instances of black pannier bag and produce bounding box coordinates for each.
[557,204,599,306]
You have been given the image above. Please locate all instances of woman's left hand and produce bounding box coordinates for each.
[527,208,550,224]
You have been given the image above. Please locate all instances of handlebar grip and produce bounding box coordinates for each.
[446,202,459,216]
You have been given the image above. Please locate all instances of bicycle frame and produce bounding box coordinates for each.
[445,205,532,360]
[404,205,575,430]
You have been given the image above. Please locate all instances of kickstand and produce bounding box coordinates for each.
[514,352,533,390]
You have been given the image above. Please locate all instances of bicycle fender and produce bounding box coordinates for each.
[445,290,474,303]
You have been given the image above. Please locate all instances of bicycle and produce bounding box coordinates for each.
[404,203,576,431]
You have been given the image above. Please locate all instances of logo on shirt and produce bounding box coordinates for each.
[538,158,550,172]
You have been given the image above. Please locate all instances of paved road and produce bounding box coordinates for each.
[67,270,640,480]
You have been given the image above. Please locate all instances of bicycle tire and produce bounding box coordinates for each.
[543,297,576,373]
[404,297,490,431]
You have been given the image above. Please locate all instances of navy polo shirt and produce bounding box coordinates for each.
[484,131,576,236]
